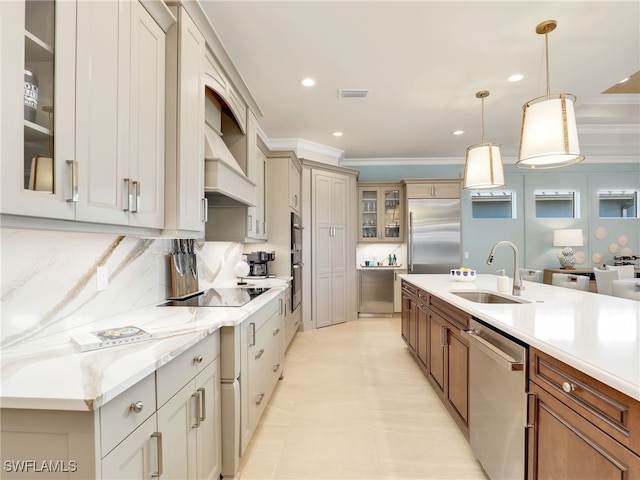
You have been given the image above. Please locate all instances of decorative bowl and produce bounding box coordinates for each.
[450,269,476,282]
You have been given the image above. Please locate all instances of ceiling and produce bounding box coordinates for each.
[199,1,640,165]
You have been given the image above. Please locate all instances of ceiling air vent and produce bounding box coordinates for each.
[339,89,371,98]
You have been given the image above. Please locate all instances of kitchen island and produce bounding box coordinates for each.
[401,273,639,400]
[400,273,640,479]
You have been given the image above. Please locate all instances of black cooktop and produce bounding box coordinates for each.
[160,287,270,307]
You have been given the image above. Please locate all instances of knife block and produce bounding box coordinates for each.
[170,253,199,298]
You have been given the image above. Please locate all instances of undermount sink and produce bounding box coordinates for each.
[451,291,530,304]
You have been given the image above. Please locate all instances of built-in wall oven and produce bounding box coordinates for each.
[291,212,302,311]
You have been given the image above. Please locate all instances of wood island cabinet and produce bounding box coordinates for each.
[401,282,472,438]
[528,347,640,479]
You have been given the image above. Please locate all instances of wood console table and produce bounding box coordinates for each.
[543,268,640,294]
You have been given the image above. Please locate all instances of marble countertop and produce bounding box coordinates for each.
[0,278,289,412]
[400,274,640,401]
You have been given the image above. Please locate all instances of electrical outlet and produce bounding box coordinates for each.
[97,266,109,291]
[464,251,470,259]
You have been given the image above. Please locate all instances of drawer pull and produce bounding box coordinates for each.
[255,348,265,360]
[129,401,144,413]
[194,355,204,364]
[562,381,576,393]
[256,392,265,405]
[272,328,280,336]
[273,363,281,372]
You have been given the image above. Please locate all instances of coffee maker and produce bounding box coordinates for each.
[246,251,275,277]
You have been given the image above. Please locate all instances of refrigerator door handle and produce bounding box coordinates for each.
[408,211,414,272]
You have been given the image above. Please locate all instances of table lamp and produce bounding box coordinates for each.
[553,229,583,269]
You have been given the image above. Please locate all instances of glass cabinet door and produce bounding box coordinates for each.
[361,189,378,238]
[24,0,56,192]
[383,188,401,239]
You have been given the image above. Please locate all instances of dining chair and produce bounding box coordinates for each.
[551,273,590,291]
[611,280,640,300]
[605,264,635,279]
[593,267,620,295]
[519,269,543,283]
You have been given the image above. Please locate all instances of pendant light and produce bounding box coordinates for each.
[517,20,584,169]
[463,90,505,190]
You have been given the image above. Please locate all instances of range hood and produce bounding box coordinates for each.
[204,124,256,207]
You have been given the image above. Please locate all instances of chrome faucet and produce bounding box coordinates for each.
[486,241,524,296]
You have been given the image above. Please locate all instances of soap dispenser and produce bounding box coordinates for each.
[496,269,509,292]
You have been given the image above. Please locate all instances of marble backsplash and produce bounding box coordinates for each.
[1,228,245,348]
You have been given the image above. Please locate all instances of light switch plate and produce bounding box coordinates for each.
[97,266,109,291]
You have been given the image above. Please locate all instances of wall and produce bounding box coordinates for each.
[0,228,245,349]
[350,162,640,275]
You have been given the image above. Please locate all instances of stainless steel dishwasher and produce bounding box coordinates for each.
[461,318,528,480]
[358,269,394,316]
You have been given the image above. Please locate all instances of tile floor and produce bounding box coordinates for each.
[238,316,488,479]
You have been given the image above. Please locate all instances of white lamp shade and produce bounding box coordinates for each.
[553,229,583,247]
[463,143,505,189]
[517,94,584,169]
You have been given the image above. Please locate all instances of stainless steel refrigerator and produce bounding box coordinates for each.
[407,198,461,273]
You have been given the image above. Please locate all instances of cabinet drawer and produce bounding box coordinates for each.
[100,372,156,457]
[156,331,220,408]
[248,344,282,429]
[401,281,417,298]
[428,294,470,330]
[530,348,640,455]
[249,309,282,379]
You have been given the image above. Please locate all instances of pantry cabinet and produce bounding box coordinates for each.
[1,0,169,229]
[357,183,403,242]
[313,170,349,328]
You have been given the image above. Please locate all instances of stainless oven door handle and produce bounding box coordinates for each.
[461,329,523,371]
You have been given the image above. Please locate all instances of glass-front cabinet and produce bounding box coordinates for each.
[1,0,77,219]
[358,183,403,242]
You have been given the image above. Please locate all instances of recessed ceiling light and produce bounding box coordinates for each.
[508,73,524,83]
[452,130,464,136]
[619,77,630,84]
[300,78,316,87]
[332,131,343,137]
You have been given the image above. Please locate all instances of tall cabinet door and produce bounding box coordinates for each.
[75,0,130,225]
[195,358,222,480]
[0,0,76,219]
[128,0,165,229]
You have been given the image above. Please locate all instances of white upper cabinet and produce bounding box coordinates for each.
[164,6,206,235]
[1,0,76,220]
[1,0,168,230]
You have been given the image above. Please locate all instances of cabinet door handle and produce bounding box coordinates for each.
[248,214,253,232]
[66,160,78,203]
[273,363,281,372]
[441,326,447,347]
[132,180,140,213]
[250,322,256,346]
[202,197,208,223]
[123,178,132,211]
[256,392,265,405]
[562,381,576,393]
[192,391,201,428]
[194,355,204,364]
[255,348,265,360]
[197,387,206,423]
[151,432,163,478]
[129,401,144,413]
[273,328,280,336]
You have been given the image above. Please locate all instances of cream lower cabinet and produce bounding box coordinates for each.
[0,331,221,480]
